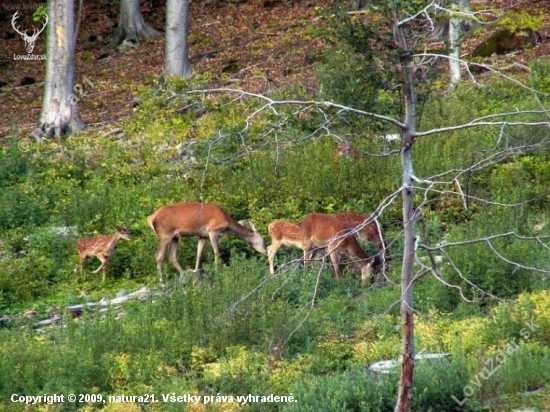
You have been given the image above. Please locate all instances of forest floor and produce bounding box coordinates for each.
[0,0,327,140]
[1,0,550,140]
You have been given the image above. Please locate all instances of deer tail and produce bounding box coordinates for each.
[147,213,158,236]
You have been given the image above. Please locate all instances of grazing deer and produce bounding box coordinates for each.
[300,213,373,285]
[147,202,267,286]
[333,141,359,162]
[333,211,388,278]
[76,227,131,282]
[267,220,307,274]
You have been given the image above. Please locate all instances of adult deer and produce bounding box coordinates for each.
[300,213,373,285]
[147,202,267,286]
[333,211,388,277]
[76,227,131,282]
[267,220,306,274]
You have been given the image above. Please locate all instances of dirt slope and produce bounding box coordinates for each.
[1,0,549,141]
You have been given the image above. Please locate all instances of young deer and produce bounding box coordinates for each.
[300,213,373,285]
[267,220,306,274]
[76,227,131,282]
[333,141,359,162]
[333,211,388,276]
[147,202,267,286]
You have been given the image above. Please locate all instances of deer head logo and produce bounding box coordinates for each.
[12,11,48,54]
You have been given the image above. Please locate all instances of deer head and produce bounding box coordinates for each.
[12,11,48,54]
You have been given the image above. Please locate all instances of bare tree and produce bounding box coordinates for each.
[38,0,86,138]
[164,0,192,77]
[182,2,550,411]
[109,0,160,49]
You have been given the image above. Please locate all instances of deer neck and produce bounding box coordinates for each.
[103,233,122,256]
[226,219,254,241]
[347,239,373,268]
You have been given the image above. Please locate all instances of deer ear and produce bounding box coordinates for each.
[248,221,258,232]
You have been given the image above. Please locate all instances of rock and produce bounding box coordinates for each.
[473,29,541,57]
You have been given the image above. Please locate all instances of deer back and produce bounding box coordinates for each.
[148,202,233,238]
[148,202,266,253]
[77,227,130,256]
[334,212,380,240]
[302,213,371,265]
[77,235,113,255]
[301,213,350,247]
[268,220,303,247]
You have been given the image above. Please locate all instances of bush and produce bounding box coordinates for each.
[284,357,471,412]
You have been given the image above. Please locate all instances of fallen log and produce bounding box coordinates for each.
[66,287,150,316]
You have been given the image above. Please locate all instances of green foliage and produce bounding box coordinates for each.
[284,357,471,412]
[529,58,550,93]
[284,369,396,412]
[315,3,401,117]
[31,5,47,22]
[0,141,28,184]
[497,11,544,35]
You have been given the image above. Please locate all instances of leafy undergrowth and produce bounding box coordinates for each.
[1,264,550,411]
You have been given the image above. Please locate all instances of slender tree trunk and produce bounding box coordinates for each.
[38,0,86,138]
[164,0,192,77]
[449,18,461,84]
[109,0,160,48]
[449,0,470,88]
[395,17,418,412]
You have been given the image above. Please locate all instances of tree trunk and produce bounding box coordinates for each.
[38,0,86,139]
[109,0,160,48]
[394,17,418,412]
[164,0,192,77]
[449,0,470,88]
[449,18,461,85]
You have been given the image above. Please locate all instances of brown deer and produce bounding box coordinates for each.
[300,213,373,286]
[333,141,359,162]
[76,227,131,282]
[267,220,307,274]
[333,211,388,278]
[147,202,267,286]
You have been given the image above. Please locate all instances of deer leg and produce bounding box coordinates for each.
[92,255,107,274]
[208,231,221,267]
[78,253,85,274]
[267,243,279,274]
[328,249,341,279]
[155,238,172,286]
[303,248,313,266]
[302,238,315,266]
[195,237,208,271]
[167,238,185,280]
[360,263,373,287]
